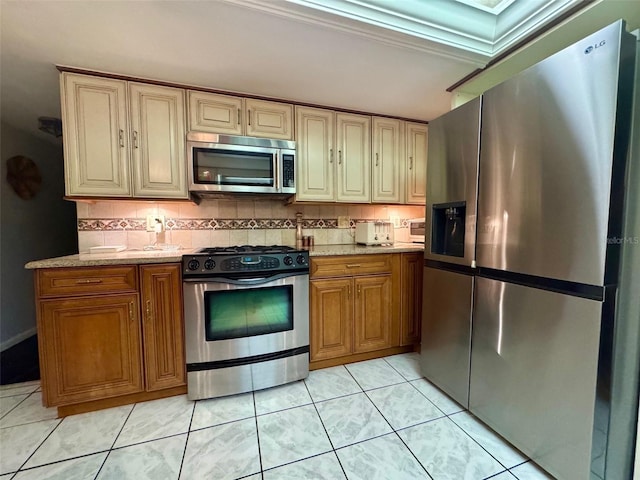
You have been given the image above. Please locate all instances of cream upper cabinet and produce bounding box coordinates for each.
[129,83,187,198]
[296,108,371,203]
[372,117,403,204]
[406,122,428,204]
[61,73,188,199]
[295,106,335,201]
[61,74,131,196]
[189,91,293,140]
[245,98,293,140]
[337,113,371,203]
[188,91,242,135]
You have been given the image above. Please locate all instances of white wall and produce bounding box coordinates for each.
[0,122,77,351]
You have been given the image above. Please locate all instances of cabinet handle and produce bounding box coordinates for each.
[129,302,134,323]
[329,149,333,164]
[338,150,342,165]
[133,131,138,149]
[118,129,124,147]
[357,285,361,296]
[409,156,413,170]
[375,152,379,166]
[237,109,241,125]
[145,300,152,322]
[346,264,361,268]
[76,279,103,284]
[248,109,251,126]
[348,285,351,298]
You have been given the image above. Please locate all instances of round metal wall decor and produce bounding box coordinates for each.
[6,155,42,200]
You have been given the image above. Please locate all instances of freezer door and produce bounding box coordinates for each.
[476,21,634,285]
[470,277,602,480]
[420,267,472,407]
[425,96,481,267]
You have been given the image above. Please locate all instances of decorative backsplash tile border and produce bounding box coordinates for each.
[78,217,412,231]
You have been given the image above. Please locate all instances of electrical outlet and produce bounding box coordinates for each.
[146,215,165,232]
[390,215,401,228]
[337,216,350,228]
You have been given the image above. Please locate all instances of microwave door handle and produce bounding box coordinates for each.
[274,152,280,191]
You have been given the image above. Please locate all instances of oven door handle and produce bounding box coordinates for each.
[183,271,307,285]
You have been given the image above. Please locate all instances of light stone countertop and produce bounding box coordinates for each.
[25,243,424,269]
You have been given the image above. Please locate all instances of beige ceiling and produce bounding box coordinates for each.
[0,0,636,145]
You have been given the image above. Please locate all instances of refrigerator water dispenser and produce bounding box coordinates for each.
[431,202,466,257]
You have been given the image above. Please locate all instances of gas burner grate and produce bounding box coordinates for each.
[197,245,298,255]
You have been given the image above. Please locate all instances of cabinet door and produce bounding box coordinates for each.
[246,98,294,140]
[38,294,143,406]
[372,117,403,203]
[337,113,371,203]
[61,73,130,196]
[129,83,188,198]
[140,264,186,391]
[310,278,352,361]
[406,123,428,204]
[295,107,336,201]
[353,274,394,353]
[188,91,243,135]
[400,252,423,345]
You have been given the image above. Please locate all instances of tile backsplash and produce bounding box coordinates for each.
[76,199,424,252]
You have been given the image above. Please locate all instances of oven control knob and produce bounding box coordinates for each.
[204,259,216,270]
[187,259,200,271]
[296,255,307,265]
[283,255,293,266]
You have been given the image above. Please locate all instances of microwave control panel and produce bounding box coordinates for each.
[282,154,295,188]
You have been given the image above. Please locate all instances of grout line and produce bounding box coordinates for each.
[93,402,137,479]
[0,392,34,422]
[251,391,265,479]
[177,398,197,480]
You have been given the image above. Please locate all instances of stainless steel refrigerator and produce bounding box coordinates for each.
[421,20,638,480]
[420,96,481,408]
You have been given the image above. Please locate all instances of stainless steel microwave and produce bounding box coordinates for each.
[409,218,425,243]
[187,132,296,197]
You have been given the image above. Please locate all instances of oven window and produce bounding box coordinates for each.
[204,286,293,341]
[193,148,275,187]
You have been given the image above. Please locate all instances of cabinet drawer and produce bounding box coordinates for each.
[311,254,393,278]
[38,266,138,297]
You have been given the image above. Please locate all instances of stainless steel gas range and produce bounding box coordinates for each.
[182,245,309,401]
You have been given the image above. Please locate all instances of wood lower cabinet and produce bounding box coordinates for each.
[139,264,186,391]
[310,254,402,366]
[310,278,352,361]
[354,274,394,353]
[35,263,186,413]
[39,294,143,406]
[400,252,423,345]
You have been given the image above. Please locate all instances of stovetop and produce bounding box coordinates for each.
[182,245,309,277]
[197,245,299,255]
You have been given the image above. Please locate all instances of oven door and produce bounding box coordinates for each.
[183,271,309,365]
[188,141,280,194]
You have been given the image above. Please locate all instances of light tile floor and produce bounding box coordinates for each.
[0,353,555,479]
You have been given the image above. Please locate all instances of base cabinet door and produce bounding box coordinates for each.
[140,264,186,391]
[310,278,352,361]
[400,252,423,345]
[353,274,394,353]
[38,294,144,406]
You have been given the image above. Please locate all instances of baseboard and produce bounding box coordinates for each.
[1,327,37,352]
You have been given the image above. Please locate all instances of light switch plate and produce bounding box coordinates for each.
[337,216,350,228]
